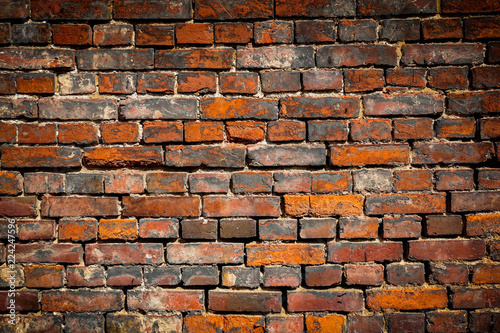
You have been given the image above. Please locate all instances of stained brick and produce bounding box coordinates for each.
[215,23,253,44]
[31,0,111,20]
[281,96,360,118]
[135,24,174,47]
[328,241,402,263]
[367,287,447,311]
[317,45,397,67]
[165,145,246,168]
[195,0,273,19]
[276,0,355,17]
[167,243,243,264]
[288,290,363,312]
[156,48,233,69]
[237,45,315,69]
[402,44,484,65]
[295,21,336,43]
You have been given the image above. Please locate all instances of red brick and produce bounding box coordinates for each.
[310,195,364,216]
[350,119,391,142]
[42,290,122,312]
[473,66,500,89]
[226,121,265,143]
[339,19,377,42]
[263,266,301,287]
[402,43,484,65]
[277,0,355,17]
[52,24,91,45]
[344,68,383,92]
[281,96,360,118]
[86,243,163,265]
[135,24,174,46]
[23,172,64,194]
[167,243,243,264]
[304,265,342,287]
[189,173,229,193]
[317,45,397,67]
[100,122,139,144]
[273,172,311,193]
[469,312,494,332]
[303,70,342,91]
[1,146,81,168]
[422,18,463,40]
[428,66,469,90]
[184,314,264,333]
[181,219,217,240]
[41,196,118,217]
[288,290,363,312]
[16,73,54,94]
[472,263,500,284]
[345,264,384,285]
[386,68,426,88]
[367,287,447,311]
[24,265,63,288]
[136,73,174,94]
[430,263,469,284]
[426,215,463,236]
[196,0,273,19]
[410,239,485,260]
[254,21,293,44]
[113,0,190,19]
[435,169,474,191]
[84,146,163,167]
[143,121,183,143]
[339,216,380,239]
[268,120,306,142]
[232,171,272,193]
[98,73,135,94]
[465,16,500,39]
[94,24,133,46]
[305,314,345,333]
[295,21,336,43]
[58,123,98,145]
[387,263,425,285]
[203,196,279,217]
[448,91,500,115]
[59,217,97,242]
[58,73,95,95]
[330,144,409,166]
[176,23,213,45]
[67,266,104,287]
[393,118,433,140]
[237,45,314,69]
[209,290,280,313]
[0,291,39,312]
[77,49,153,70]
[17,243,81,263]
[98,218,137,241]
[267,315,303,333]
[0,122,15,143]
[0,73,15,95]
[143,266,180,286]
[328,241,402,263]
[366,193,446,215]
[0,171,22,195]
[122,196,199,217]
[383,215,422,239]
[0,48,74,70]
[215,23,253,44]
[414,142,493,164]
[451,191,500,212]
[451,287,500,309]
[202,97,278,120]
[18,220,54,240]
[284,195,311,217]
[394,169,433,191]
[178,71,216,93]
[388,313,425,333]
[442,0,500,13]
[139,218,178,239]
[184,121,224,142]
[427,311,468,332]
[436,118,475,139]
[467,213,500,236]
[261,71,301,93]
[156,48,233,69]
[489,41,500,62]
[17,123,56,144]
[246,243,325,265]
[145,172,186,194]
[0,197,36,217]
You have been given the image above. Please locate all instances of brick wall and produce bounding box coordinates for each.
[0,0,499,331]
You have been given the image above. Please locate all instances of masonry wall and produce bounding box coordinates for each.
[0,0,499,332]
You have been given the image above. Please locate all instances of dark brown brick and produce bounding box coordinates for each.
[232,172,272,193]
[317,45,397,67]
[156,48,233,69]
[276,0,355,17]
[364,93,444,116]
[52,24,92,46]
[465,16,500,39]
[181,219,217,239]
[39,98,116,120]
[114,0,190,19]
[302,70,342,91]
[422,18,463,40]
[435,169,474,191]
[402,43,484,65]
[366,193,446,215]
[209,290,281,313]
[220,218,257,239]
[42,196,118,217]
[135,24,174,46]
[31,0,111,20]
[77,49,153,70]
[195,0,273,19]
[358,0,436,15]
[254,21,293,44]
[338,19,377,42]
[42,290,123,312]
[215,23,253,44]
[380,19,420,42]
[295,21,336,43]
[414,142,493,164]
[304,265,342,287]
[12,23,50,45]
[426,215,463,236]
[409,239,485,260]
[261,71,301,93]
[430,263,469,284]
[165,145,246,168]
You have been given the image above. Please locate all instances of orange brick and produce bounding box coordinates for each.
[98,218,138,241]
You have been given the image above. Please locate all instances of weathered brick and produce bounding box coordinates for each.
[367,287,447,311]
[339,19,377,42]
[0,73,15,95]
[473,66,500,89]
[366,193,446,215]
[288,290,363,312]
[402,43,484,65]
[64,314,104,333]
[383,215,422,239]
[221,266,260,288]
[282,96,360,119]
[248,144,326,166]
[0,171,22,195]
[472,263,500,284]
[309,195,364,216]
[52,24,92,46]
[246,243,325,265]
[351,118,391,142]
[237,45,314,69]
[276,0,355,17]
[31,0,111,20]
[339,216,380,239]
[387,263,425,285]
[0,122,15,143]
[86,243,163,265]
[39,98,116,120]
[167,243,243,264]
[303,70,342,91]
[232,172,272,193]
[345,68,383,93]
[182,266,218,286]
[16,72,54,94]
[430,263,469,284]
[219,72,258,95]
[465,16,500,39]
[156,48,233,69]
[317,45,397,67]
[24,172,64,194]
[312,171,352,193]
[182,219,217,239]
[226,121,265,143]
[135,24,174,46]
[380,19,420,42]
[427,311,468,333]
[203,196,279,217]
[42,289,123,312]
[428,66,469,90]
[436,118,475,138]
[17,123,56,144]
[267,315,303,333]
[107,266,142,287]
[284,196,310,217]
[448,91,500,115]
[0,0,28,19]
[393,118,433,140]
[123,196,199,217]
[59,218,97,242]
[58,73,95,95]
[414,142,493,164]
[93,24,133,46]
[451,191,500,212]
[114,0,190,19]
[16,243,82,263]
[267,120,305,142]
[299,218,336,239]
[330,144,410,166]
[0,265,24,288]
[195,0,273,19]
[185,121,224,142]
[66,173,103,194]
[358,0,435,15]
[84,147,163,167]
[451,287,500,309]
[394,169,433,191]
[42,196,118,217]
[18,220,55,240]
[99,73,135,94]
[103,172,144,194]
[364,93,444,116]
[263,266,300,287]
[143,266,180,286]
[165,145,246,168]
[1,146,81,168]
[189,173,228,193]
[259,219,297,241]
[426,215,463,236]
[409,239,485,260]
[0,24,10,44]
[122,98,197,120]
[386,68,426,88]
[388,313,425,333]
[304,265,342,287]
[0,197,36,217]
[178,71,216,93]
[0,48,74,70]
[139,218,178,239]
[435,169,474,191]
[184,314,264,333]
[77,49,153,70]
[220,218,257,239]
[201,97,277,120]
[215,23,253,44]
[328,241,402,263]
[305,314,345,333]
[143,121,183,143]
[24,265,64,288]
[176,23,214,45]
[209,290,280,312]
[489,41,500,62]
[261,71,301,93]
[422,18,463,40]
[308,120,348,142]
[345,264,384,285]
[442,0,500,13]
[0,291,39,312]
[98,218,137,241]
[295,21,336,43]
[106,314,182,333]
[467,213,500,236]
[254,21,293,44]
